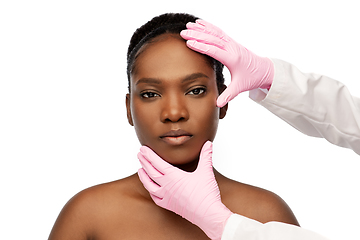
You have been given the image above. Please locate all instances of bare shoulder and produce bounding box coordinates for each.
[216,172,299,226]
[48,174,140,240]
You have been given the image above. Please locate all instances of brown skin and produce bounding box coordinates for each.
[127,34,226,171]
[48,34,299,240]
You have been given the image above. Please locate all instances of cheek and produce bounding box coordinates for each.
[130,99,158,145]
[193,102,220,140]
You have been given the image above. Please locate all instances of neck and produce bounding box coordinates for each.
[173,160,199,172]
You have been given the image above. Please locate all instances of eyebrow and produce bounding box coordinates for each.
[135,78,161,86]
[182,73,209,83]
[135,73,209,86]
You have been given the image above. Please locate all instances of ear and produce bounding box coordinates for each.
[218,84,228,119]
[126,94,134,126]
[219,102,228,119]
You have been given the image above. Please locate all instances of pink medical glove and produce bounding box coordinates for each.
[137,141,233,240]
[180,19,275,108]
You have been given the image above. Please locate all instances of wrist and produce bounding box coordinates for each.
[198,202,233,240]
[260,57,274,90]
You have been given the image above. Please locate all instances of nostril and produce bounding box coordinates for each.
[176,117,186,122]
[164,116,186,123]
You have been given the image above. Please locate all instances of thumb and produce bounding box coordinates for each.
[197,141,213,170]
[216,79,242,107]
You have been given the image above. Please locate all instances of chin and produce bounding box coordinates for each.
[162,149,199,163]
[154,144,202,171]
[141,137,212,171]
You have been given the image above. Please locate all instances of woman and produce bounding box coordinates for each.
[48,13,299,240]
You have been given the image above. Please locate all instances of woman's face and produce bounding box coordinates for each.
[126,34,227,171]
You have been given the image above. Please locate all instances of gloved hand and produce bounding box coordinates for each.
[180,19,275,107]
[137,141,233,240]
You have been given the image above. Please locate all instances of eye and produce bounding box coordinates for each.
[187,87,206,96]
[141,91,160,99]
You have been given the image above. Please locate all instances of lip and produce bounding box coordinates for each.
[160,129,193,146]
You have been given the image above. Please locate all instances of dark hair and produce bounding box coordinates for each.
[126,13,225,92]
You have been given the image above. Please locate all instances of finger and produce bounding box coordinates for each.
[186,40,228,64]
[149,193,163,206]
[186,21,206,31]
[139,146,174,174]
[195,19,230,41]
[180,30,226,50]
[138,152,163,179]
[187,20,228,41]
[137,168,161,196]
[197,141,213,170]
[216,82,241,107]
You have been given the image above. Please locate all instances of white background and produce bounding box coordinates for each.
[1,0,359,239]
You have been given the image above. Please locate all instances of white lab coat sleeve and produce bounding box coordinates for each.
[249,58,360,155]
[221,214,329,240]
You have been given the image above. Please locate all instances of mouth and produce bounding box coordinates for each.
[160,129,193,146]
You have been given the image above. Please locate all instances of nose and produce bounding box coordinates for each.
[160,94,189,123]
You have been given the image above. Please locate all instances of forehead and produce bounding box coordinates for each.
[131,34,215,83]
